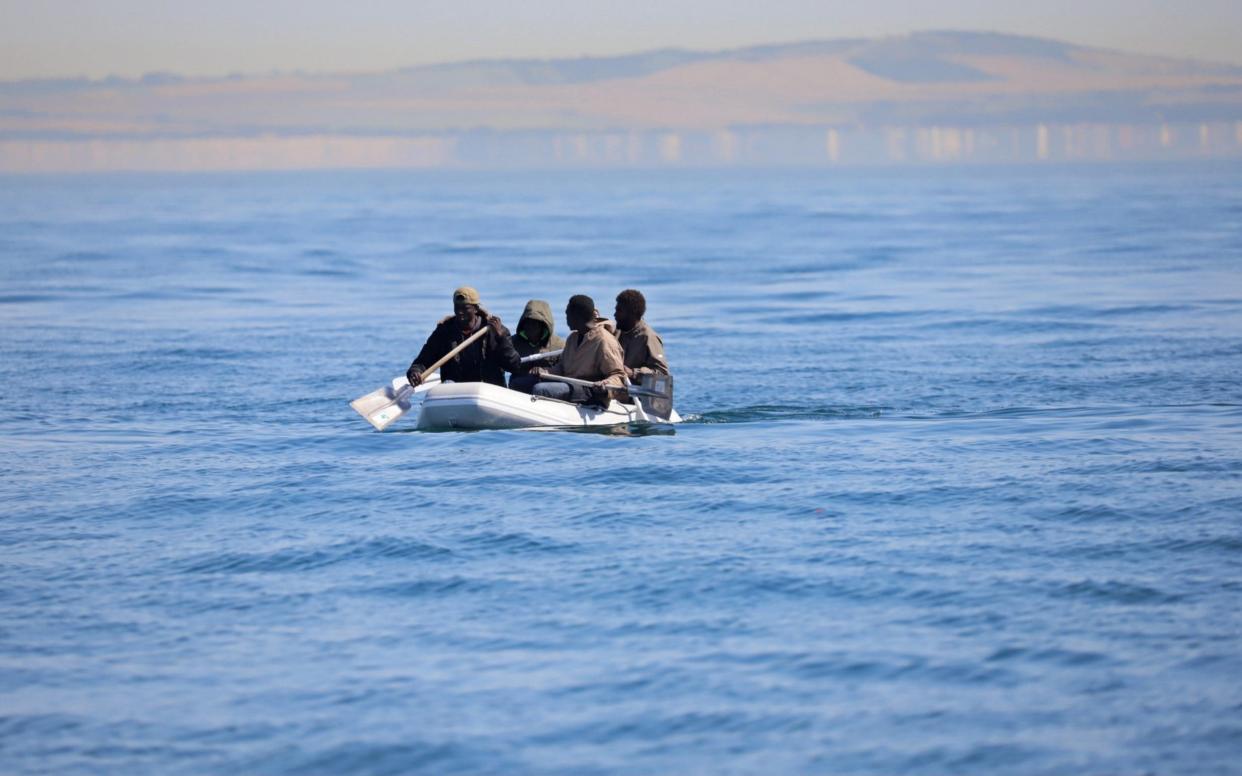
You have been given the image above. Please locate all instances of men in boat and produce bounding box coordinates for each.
[529,294,625,406]
[406,286,521,388]
[613,288,669,380]
[508,299,566,394]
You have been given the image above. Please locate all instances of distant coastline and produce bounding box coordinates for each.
[4,31,1241,172]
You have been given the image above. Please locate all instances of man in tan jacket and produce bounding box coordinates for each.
[531,294,625,405]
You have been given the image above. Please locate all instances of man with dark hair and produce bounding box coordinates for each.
[530,294,625,405]
[508,299,565,394]
[406,286,521,388]
[614,288,669,379]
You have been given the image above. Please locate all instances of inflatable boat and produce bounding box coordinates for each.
[352,363,679,432]
[415,381,682,431]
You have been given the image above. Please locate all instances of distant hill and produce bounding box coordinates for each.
[3,31,1241,171]
[388,31,1241,88]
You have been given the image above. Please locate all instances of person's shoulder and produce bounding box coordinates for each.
[599,327,624,351]
[489,317,512,336]
[594,325,621,344]
[424,316,455,339]
[591,316,617,336]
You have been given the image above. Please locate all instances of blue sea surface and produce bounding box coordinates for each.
[2,165,1241,775]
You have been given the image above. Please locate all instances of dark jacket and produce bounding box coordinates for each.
[409,311,521,387]
[511,299,566,376]
[617,319,669,377]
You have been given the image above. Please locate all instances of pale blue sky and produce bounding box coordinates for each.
[3,0,1241,80]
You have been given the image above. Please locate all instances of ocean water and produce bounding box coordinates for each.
[1,165,1241,775]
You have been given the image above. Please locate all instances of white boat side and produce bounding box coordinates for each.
[415,382,682,431]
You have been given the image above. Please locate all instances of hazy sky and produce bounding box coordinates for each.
[3,0,1241,80]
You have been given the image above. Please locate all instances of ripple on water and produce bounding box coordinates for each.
[457,530,578,556]
[355,576,492,598]
[246,741,512,776]
[1051,578,1186,605]
[693,404,888,423]
[180,537,454,574]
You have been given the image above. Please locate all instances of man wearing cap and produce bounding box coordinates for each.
[406,287,522,388]
[529,294,625,406]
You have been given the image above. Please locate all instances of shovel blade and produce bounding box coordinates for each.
[350,384,399,417]
[350,379,414,431]
[637,373,674,420]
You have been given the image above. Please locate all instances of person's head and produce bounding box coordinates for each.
[520,317,547,344]
[518,299,553,345]
[614,289,646,332]
[566,294,595,332]
[453,286,481,326]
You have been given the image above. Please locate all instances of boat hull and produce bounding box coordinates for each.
[415,382,681,431]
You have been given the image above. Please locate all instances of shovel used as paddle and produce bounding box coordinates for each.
[350,337,565,431]
[534,372,674,421]
[350,326,489,431]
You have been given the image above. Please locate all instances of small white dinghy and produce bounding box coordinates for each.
[416,381,682,431]
[351,341,680,432]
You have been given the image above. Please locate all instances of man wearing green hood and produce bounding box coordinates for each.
[508,299,566,394]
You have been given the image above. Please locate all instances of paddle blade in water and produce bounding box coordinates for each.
[350,377,414,431]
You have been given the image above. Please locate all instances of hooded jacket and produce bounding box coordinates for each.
[409,309,521,387]
[511,299,566,376]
